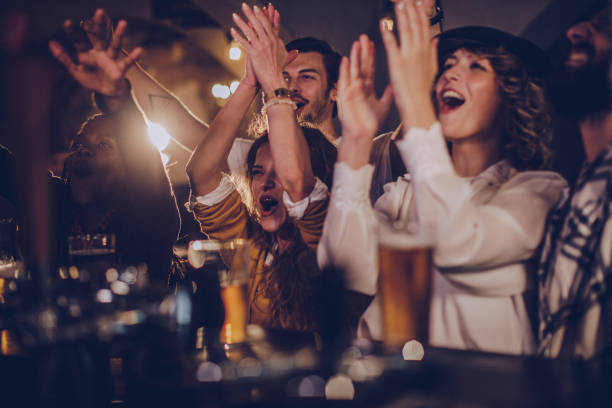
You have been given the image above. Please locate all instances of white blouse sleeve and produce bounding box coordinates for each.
[282,177,328,220]
[395,123,567,272]
[317,162,379,295]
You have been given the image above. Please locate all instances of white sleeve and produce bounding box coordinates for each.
[317,162,379,295]
[186,173,236,211]
[396,123,567,272]
[227,138,253,176]
[282,177,328,220]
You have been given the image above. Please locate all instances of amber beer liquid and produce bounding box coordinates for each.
[219,283,248,344]
[378,233,433,351]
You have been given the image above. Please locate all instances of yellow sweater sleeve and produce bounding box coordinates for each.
[192,190,249,241]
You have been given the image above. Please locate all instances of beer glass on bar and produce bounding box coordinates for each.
[377,222,433,353]
[188,239,250,345]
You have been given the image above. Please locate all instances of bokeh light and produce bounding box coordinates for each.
[230,80,240,94]
[146,120,171,151]
[228,44,242,60]
[212,83,231,99]
[402,340,425,361]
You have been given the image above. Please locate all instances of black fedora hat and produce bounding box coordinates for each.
[437,26,551,80]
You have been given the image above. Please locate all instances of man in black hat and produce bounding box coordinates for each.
[538,0,612,359]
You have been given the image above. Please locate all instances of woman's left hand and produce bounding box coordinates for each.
[380,0,437,129]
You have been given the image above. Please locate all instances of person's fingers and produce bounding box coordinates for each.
[252,4,274,38]
[230,27,253,53]
[274,10,280,29]
[65,19,91,53]
[241,4,266,41]
[380,18,399,69]
[349,40,361,81]
[360,34,375,83]
[394,0,411,50]
[107,20,127,59]
[413,0,429,47]
[404,0,421,50]
[232,12,257,45]
[338,56,350,97]
[49,41,79,74]
[430,37,439,74]
[117,46,142,74]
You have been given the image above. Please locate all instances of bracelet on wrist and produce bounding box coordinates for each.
[261,97,297,116]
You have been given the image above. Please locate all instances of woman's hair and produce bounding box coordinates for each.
[438,45,553,171]
[238,125,335,330]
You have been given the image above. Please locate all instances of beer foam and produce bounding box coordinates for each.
[377,223,433,249]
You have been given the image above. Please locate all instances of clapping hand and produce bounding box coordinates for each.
[380,0,437,129]
[48,9,142,97]
[230,3,297,95]
[337,36,384,168]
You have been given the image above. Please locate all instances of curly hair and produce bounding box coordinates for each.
[438,45,553,171]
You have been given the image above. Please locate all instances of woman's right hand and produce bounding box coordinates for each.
[380,0,437,129]
[337,35,381,169]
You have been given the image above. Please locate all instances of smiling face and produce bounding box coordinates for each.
[547,7,612,120]
[249,143,287,232]
[283,51,337,125]
[435,48,502,142]
[65,117,125,205]
[565,9,611,69]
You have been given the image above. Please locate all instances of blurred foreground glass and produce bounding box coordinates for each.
[67,233,116,288]
[378,223,433,352]
[188,239,249,345]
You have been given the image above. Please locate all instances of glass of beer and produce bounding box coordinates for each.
[377,222,433,353]
[188,239,250,345]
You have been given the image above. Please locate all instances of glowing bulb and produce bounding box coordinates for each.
[230,80,240,94]
[146,120,171,151]
[228,45,242,60]
[212,83,231,99]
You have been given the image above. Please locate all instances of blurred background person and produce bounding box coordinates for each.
[538,0,612,359]
[49,18,180,284]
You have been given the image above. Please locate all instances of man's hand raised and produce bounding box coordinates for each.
[48,12,141,97]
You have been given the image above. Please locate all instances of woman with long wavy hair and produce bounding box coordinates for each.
[319,0,568,354]
[187,4,336,331]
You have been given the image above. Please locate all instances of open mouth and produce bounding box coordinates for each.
[439,89,465,112]
[291,97,307,112]
[259,195,279,216]
[69,158,94,178]
[566,50,591,68]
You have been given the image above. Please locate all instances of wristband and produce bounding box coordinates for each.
[261,98,297,115]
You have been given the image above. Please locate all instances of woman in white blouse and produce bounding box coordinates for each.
[318,0,567,354]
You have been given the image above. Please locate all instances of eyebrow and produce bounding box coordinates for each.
[283,68,321,76]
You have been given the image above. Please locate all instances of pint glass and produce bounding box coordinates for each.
[188,239,250,345]
[378,223,433,352]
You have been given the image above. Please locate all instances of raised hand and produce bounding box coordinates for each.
[241,3,280,89]
[356,34,393,133]
[48,13,142,96]
[339,38,381,141]
[80,8,114,51]
[380,0,437,129]
[337,38,381,169]
[230,3,295,95]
